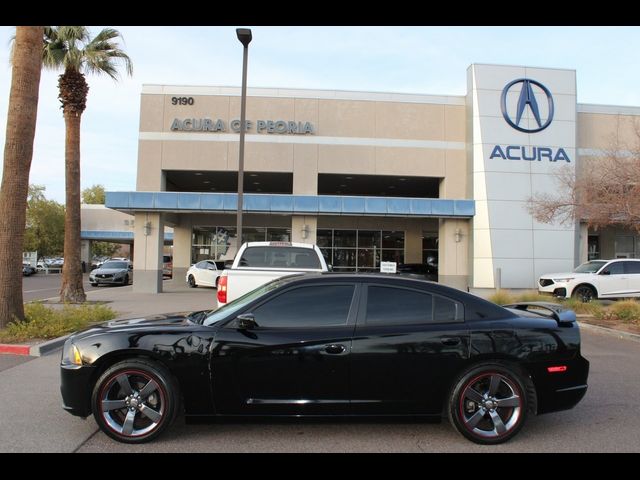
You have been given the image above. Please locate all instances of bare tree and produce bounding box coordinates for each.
[529,121,640,233]
[0,27,44,327]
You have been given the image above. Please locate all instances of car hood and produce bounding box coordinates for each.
[69,310,210,340]
[540,272,594,279]
[92,268,128,274]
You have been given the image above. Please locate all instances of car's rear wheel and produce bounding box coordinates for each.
[91,359,179,444]
[448,363,529,445]
[573,285,596,303]
[188,275,197,288]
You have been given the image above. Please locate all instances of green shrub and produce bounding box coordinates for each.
[514,291,553,303]
[561,298,604,316]
[0,302,116,343]
[487,290,516,305]
[604,300,640,323]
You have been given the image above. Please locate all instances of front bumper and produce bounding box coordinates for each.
[90,275,126,285]
[538,280,571,298]
[60,364,96,418]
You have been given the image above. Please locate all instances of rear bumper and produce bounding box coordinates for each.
[536,355,590,414]
[60,364,95,418]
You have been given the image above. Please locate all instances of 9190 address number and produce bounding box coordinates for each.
[171,97,194,105]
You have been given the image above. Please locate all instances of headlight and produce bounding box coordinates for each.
[61,340,83,366]
[553,277,575,283]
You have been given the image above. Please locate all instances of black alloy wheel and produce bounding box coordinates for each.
[573,285,596,303]
[91,359,179,443]
[448,363,530,445]
[188,275,197,288]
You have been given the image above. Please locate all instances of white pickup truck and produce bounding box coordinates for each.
[216,241,329,306]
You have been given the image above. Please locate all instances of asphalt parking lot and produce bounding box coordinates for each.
[0,328,638,452]
[22,273,101,302]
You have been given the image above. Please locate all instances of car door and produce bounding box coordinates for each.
[211,282,360,415]
[202,260,219,287]
[350,283,470,415]
[623,261,640,297]
[597,261,628,297]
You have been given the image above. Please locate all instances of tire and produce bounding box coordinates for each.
[572,284,596,303]
[91,359,180,444]
[448,362,531,445]
[123,275,129,286]
[188,275,197,288]
[91,282,98,287]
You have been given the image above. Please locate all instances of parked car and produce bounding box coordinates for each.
[397,262,437,282]
[162,255,173,278]
[186,260,225,288]
[216,241,329,306]
[22,263,37,276]
[538,258,640,302]
[89,260,133,286]
[60,274,589,445]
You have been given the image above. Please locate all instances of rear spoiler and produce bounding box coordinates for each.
[502,302,577,327]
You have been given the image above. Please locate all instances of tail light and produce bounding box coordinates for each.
[547,366,567,373]
[217,275,227,304]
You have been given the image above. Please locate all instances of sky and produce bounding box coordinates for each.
[1,25,640,203]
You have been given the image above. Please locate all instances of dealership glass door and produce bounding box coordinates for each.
[317,229,404,272]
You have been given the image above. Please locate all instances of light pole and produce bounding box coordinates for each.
[236,28,252,252]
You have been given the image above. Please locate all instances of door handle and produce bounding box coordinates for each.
[324,344,346,354]
[441,337,461,346]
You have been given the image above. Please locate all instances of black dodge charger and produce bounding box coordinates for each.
[60,274,589,444]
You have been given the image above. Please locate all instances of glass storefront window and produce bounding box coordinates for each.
[317,229,333,248]
[334,230,357,248]
[358,230,381,248]
[382,231,404,249]
[320,228,405,272]
[191,226,290,263]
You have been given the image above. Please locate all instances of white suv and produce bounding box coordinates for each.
[538,259,640,302]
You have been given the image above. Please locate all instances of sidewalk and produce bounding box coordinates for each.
[75,278,218,320]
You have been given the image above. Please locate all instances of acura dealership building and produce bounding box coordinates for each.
[105,63,640,293]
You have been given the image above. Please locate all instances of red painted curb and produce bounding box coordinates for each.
[0,344,31,355]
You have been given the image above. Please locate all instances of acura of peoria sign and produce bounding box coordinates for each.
[491,78,570,163]
[170,118,314,135]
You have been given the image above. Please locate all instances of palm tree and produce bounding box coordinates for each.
[0,26,44,328]
[43,26,132,303]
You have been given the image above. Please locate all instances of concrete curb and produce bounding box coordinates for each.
[578,321,640,343]
[0,334,70,357]
[30,334,70,357]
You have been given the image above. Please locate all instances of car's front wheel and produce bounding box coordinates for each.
[448,363,530,445]
[572,284,596,303]
[91,359,180,443]
[188,275,197,288]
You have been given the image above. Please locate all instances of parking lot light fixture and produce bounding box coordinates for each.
[236,28,252,249]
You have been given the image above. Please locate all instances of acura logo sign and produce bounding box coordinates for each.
[500,78,554,133]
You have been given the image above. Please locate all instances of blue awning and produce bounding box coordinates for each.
[106,192,475,218]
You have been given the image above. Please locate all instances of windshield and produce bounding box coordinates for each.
[101,261,129,269]
[573,260,607,273]
[202,277,288,326]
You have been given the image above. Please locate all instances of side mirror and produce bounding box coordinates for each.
[600,270,610,275]
[236,313,257,330]
[327,264,333,272]
[128,264,133,270]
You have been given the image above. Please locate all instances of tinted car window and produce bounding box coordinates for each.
[101,261,128,269]
[624,261,640,274]
[602,262,624,275]
[252,285,354,328]
[366,286,433,325]
[239,247,321,269]
[434,295,464,323]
